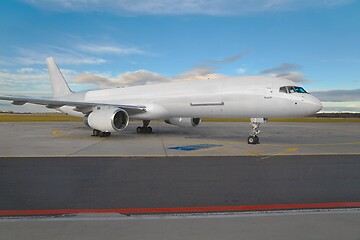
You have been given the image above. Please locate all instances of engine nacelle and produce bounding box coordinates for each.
[164,117,201,128]
[84,108,129,132]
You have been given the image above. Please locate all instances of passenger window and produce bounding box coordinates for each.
[279,87,287,93]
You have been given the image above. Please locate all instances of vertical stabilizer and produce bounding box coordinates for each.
[46,57,73,98]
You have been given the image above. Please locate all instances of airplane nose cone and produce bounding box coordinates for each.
[316,100,322,112]
[309,96,322,113]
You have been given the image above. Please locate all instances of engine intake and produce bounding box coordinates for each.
[84,108,129,132]
[165,117,201,128]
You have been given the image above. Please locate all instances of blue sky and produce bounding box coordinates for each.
[0,0,359,112]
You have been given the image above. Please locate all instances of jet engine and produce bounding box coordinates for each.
[165,117,201,128]
[84,108,129,132]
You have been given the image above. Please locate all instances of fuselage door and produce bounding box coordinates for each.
[265,81,273,99]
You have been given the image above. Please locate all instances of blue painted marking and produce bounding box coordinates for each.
[168,144,223,151]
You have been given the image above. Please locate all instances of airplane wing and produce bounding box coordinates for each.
[0,96,146,114]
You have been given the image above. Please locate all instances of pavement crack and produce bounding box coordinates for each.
[66,139,106,157]
[159,135,168,157]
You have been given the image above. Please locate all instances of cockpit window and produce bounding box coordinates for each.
[279,87,287,93]
[294,86,307,93]
[279,86,308,94]
[288,86,296,93]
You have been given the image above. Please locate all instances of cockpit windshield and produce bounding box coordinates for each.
[294,86,307,93]
[279,86,308,94]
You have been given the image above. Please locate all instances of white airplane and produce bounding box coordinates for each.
[0,57,322,144]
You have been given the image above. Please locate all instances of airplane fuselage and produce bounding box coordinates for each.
[59,76,322,120]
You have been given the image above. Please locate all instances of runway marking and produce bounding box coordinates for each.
[246,150,263,156]
[260,148,299,160]
[52,130,95,140]
[179,145,233,155]
[168,144,223,151]
[1,202,360,216]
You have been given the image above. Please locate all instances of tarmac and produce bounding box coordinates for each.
[1,121,359,157]
[1,210,360,240]
[0,121,359,239]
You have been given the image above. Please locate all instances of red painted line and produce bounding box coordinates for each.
[1,202,360,216]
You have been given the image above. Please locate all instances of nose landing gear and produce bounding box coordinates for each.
[248,118,267,144]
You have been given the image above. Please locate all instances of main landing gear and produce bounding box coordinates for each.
[247,118,267,144]
[92,129,111,137]
[136,120,153,134]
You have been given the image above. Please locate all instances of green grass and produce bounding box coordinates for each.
[0,114,82,122]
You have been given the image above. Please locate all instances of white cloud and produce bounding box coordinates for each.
[272,72,311,83]
[0,68,49,86]
[74,73,119,88]
[78,44,144,55]
[261,63,301,74]
[260,63,311,82]
[0,67,79,97]
[236,68,246,74]
[24,0,354,15]
[7,40,146,67]
[118,70,170,86]
[0,102,58,113]
[73,67,228,88]
[74,70,170,87]
[174,68,227,81]
[15,47,107,66]
[321,101,360,112]
[0,65,90,113]
[73,52,246,87]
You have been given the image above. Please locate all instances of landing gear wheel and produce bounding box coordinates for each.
[147,126,152,133]
[99,131,111,137]
[92,129,111,137]
[136,126,153,134]
[248,136,259,144]
[136,126,142,133]
[136,120,153,134]
[92,129,100,137]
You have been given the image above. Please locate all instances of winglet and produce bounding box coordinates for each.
[46,57,73,98]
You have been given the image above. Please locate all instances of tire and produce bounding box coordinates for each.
[136,126,142,133]
[248,136,256,144]
[99,131,111,137]
[92,129,99,136]
[147,127,153,133]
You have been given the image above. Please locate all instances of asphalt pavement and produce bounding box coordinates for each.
[1,155,359,214]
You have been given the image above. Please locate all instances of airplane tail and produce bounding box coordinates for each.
[46,57,73,98]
